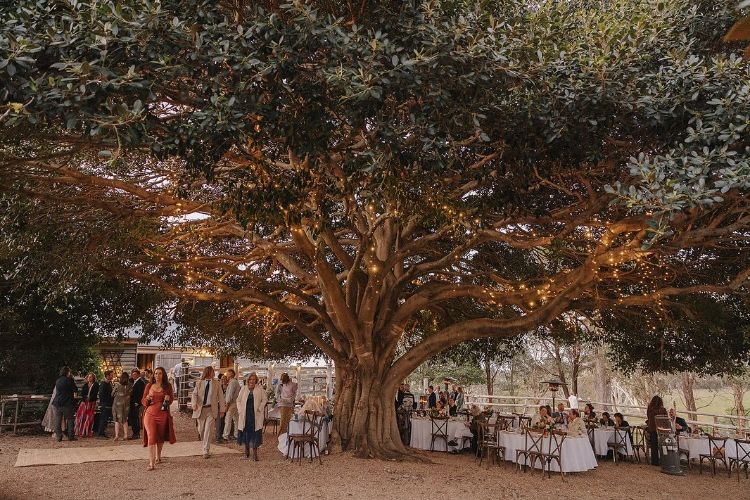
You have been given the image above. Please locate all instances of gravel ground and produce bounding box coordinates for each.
[1,411,748,500]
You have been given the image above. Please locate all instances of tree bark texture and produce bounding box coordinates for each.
[680,372,698,421]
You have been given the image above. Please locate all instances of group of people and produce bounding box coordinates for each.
[189,366,298,463]
[425,384,466,415]
[48,364,296,469]
[48,366,152,442]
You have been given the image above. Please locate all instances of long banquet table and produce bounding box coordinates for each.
[497,430,598,473]
[409,417,474,452]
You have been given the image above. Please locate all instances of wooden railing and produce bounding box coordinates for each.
[465,394,748,435]
[0,394,51,434]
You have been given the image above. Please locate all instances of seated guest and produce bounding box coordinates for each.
[466,405,486,455]
[613,412,630,428]
[599,411,615,427]
[567,408,586,434]
[447,398,457,417]
[531,405,554,428]
[583,403,596,422]
[669,408,690,434]
[553,402,567,424]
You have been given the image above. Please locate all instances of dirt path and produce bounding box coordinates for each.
[1,411,747,499]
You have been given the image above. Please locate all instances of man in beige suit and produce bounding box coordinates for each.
[191,366,226,458]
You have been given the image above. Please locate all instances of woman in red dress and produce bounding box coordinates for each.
[142,366,176,470]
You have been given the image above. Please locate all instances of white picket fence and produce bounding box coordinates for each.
[465,393,749,435]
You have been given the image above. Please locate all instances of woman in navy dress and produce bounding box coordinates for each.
[236,372,268,460]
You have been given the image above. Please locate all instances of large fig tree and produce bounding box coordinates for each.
[2,0,750,457]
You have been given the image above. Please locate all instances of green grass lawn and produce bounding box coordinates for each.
[663,388,749,426]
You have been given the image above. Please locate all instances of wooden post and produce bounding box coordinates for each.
[14,398,20,434]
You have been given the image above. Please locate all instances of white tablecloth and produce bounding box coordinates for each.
[593,428,633,457]
[409,418,473,452]
[277,418,331,458]
[680,436,741,460]
[497,431,598,473]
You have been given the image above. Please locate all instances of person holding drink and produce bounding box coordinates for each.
[142,366,176,471]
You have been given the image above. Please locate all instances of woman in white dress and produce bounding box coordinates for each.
[567,409,586,434]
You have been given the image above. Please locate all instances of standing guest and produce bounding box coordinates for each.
[96,370,114,438]
[646,395,668,466]
[112,372,132,441]
[173,360,183,396]
[74,373,99,437]
[52,366,78,442]
[567,409,586,434]
[669,408,690,434]
[223,369,241,441]
[599,411,615,427]
[401,385,416,410]
[438,391,447,407]
[215,372,229,443]
[129,369,146,440]
[168,368,175,396]
[395,383,405,410]
[142,366,176,471]
[237,372,268,461]
[191,366,226,459]
[427,386,437,409]
[450,384,458,402]
[568,393,579,410]
[144,368,154,384]
[275,373,298,435]
[455,386,465,412]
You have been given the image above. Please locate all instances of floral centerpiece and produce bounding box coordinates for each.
[266,387,276,406]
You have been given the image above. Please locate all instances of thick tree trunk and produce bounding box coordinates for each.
[484,361,494,396]
[571,342,580,397]
[731,381,747,431]
[680,372,697,421]
[593,346,612,412]
[552,342,570,399]
[328,364,423,460]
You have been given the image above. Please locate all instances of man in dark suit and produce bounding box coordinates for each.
[96,370,113,438]
[52,366,78,442]
[669,408,691,434]
[129,368,146,440]
[427,385,437,409]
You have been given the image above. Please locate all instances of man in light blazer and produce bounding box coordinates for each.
[191,365,226,458]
